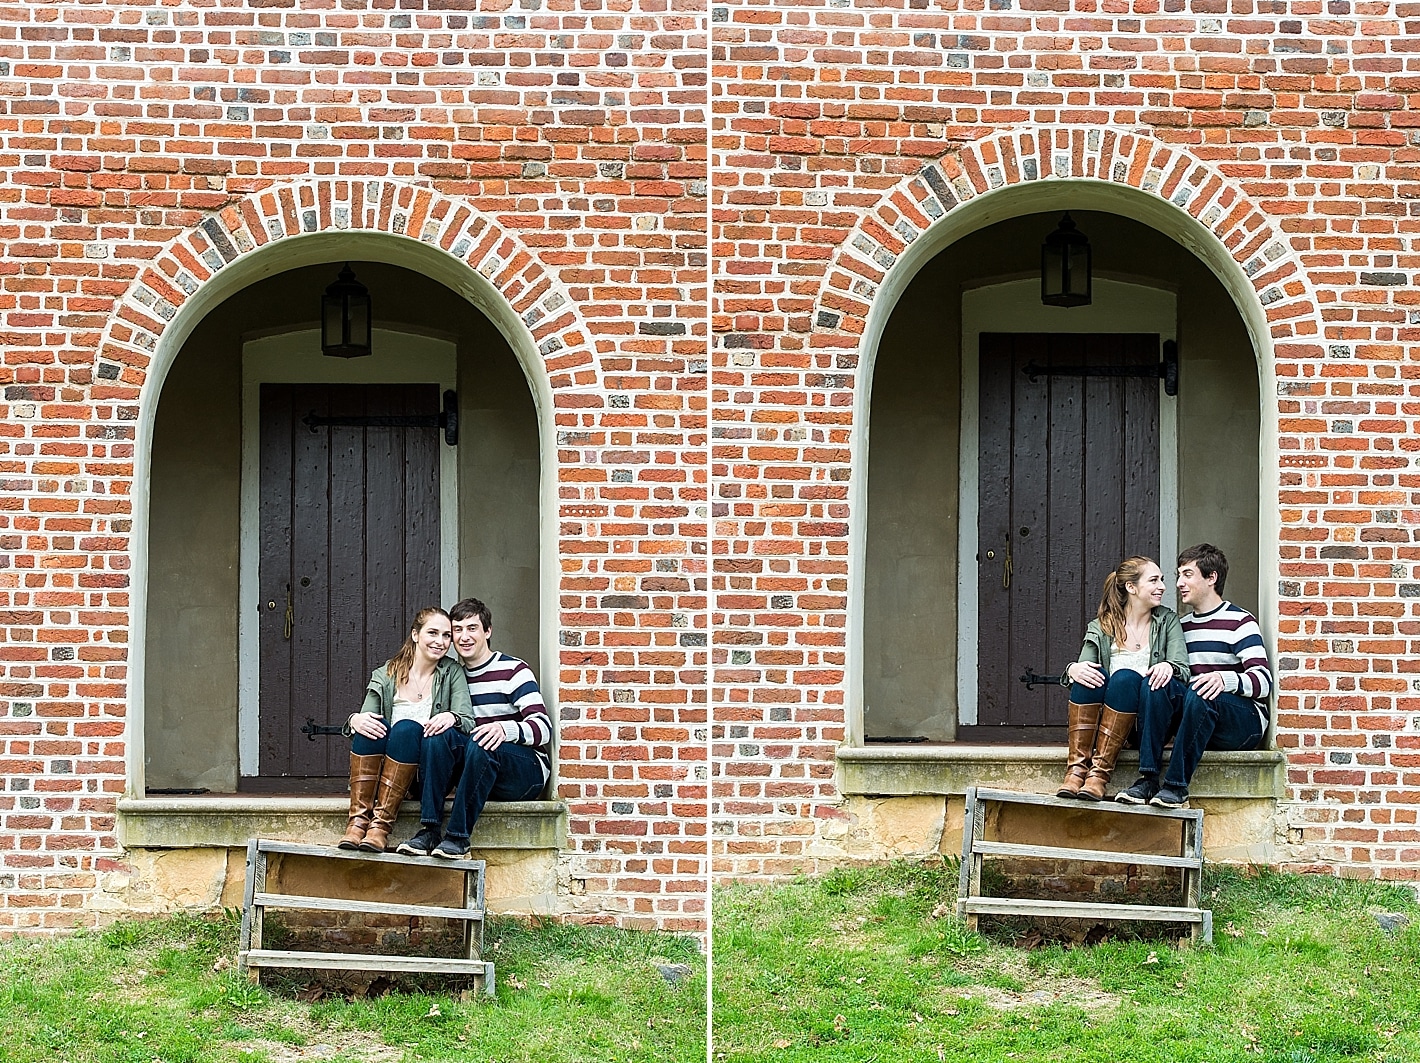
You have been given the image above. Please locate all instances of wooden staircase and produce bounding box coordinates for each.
[956,787,1212,944]
[237,839,495,992]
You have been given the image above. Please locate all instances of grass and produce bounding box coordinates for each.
[0,910,706,1063]
[713,861,1420,1063]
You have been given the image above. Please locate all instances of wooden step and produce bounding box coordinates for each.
[252,838,486,872]
[253,892,486,922]
[239,837,494,992]
[959,896,1207,924]
[970,840,1198,868]
[958,786,1212,944]
[241,948,493,983]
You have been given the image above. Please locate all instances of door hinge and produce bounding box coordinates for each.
[302,389,459,446]
[1022,339,1178,396]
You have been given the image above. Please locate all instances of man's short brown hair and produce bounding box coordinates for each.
[1177,543,1228,595]
[449,596,493,632]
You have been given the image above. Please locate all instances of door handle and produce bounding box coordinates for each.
[1002,534,1012,591]
[283,583,294,641]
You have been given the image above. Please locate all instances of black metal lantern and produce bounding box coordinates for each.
[321,263,372,358]
[1041,213,1091,308]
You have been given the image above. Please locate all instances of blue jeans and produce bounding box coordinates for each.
[417,729,546,841]
[350,718,423,763]
[1070,668,1150,716]
[1138,678,1265,791]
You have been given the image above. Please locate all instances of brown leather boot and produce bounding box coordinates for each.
[359,758,418,852]
[338,752,383,849]
[1078,707,1136,801]
[1056,701,1102,798]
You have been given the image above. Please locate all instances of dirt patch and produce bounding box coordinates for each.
[233,1035,404,1062]
[944,956,1120,1014]
[232,1014,405,1063]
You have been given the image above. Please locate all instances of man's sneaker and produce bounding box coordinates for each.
[1150,787,1190,809]
[1115,776,1159,805]
[395,827,441,857]
[432,838,470,859]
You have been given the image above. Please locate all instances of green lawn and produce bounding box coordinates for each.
[0,911,705,1063]
[713,862,1420,1063]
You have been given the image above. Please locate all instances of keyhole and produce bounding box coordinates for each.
[300,577,311,588]
[1019,527,1030,538]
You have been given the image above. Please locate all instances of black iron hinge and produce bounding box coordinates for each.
[1023,339,1178,396]
[300,716,346,741]
[1019,668,1062,690]
[302,389,459,445]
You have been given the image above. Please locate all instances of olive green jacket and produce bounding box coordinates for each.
[1060,606,1191,687]
[342,654,476,735]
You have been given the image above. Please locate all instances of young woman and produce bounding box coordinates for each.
[339,606,476,852]
[1057,557,1190,801]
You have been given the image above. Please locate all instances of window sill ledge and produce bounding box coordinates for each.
[116,796,567,851]
[837,744,1285,801]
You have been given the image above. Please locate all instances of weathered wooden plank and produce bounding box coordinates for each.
[1009,334,1051,727]
[258,384,295,775]
[253,892,484,922]
[255,838,487,872]
[971,788,1203,823]
[960,897,1205,923]
[290,383,332,778]
[241,949,491,975]
[326,384,369,777]
[970,840,1199,869]
[402,383,441,616]
[977,334,1015,727]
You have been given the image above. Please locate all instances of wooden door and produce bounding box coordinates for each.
[971,333,1160,740]
[248,382,441,791]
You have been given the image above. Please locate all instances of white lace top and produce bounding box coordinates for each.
[1109,644,1151,676]
[390,690,433,726]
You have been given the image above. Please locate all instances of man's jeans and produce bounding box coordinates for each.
[417,729,545,841]
[1138,678,1265,791]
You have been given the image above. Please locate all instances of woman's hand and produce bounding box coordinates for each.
[1067,661,1105,689]
[1146,662,1173,690]
[423,711,457,737]
[348,712,387,740]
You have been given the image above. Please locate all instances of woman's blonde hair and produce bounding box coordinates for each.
[1097,556,1157,648]
[386,606,449,688]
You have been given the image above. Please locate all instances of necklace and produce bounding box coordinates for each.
[1123,619,1147,651]
[405,668,433,701]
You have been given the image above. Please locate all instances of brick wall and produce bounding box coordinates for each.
[710,0,1420,880]
[0,0,707,933]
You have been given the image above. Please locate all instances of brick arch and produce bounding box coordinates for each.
[813,126,1319,347]
[99,178,599,392]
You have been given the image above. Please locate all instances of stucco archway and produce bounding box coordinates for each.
[811,127,1325,748]
[114,179,600,794]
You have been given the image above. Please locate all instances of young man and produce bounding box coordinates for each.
[1116,543,1271,809]
[396,597,552,858]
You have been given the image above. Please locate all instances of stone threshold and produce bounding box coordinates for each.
[837,744,1286,800]
[117,795,567,851]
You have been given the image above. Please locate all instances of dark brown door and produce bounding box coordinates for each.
[248,382,441,792]
[972,333,1160,740]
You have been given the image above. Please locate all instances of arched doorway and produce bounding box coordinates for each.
[143,260,541,793]
[862,209,1262,745]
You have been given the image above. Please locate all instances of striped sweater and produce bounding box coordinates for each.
[465,651,553,779]
[1180,600,1272,717]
